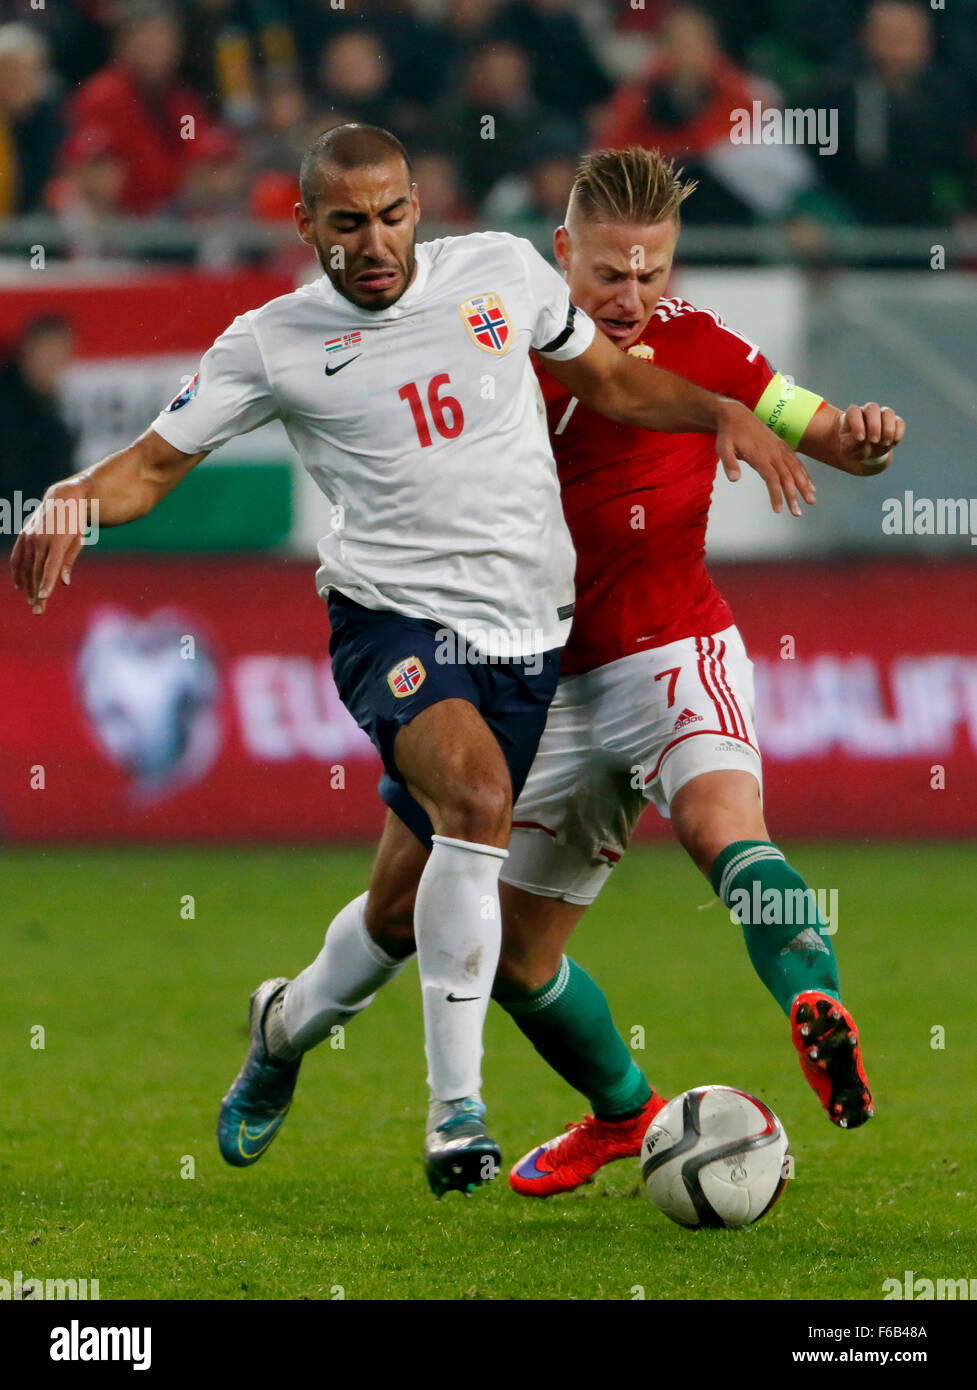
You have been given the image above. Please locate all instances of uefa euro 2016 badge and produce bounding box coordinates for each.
[459,293,512,354]
[387,656,427,698]
[166,371,200,411]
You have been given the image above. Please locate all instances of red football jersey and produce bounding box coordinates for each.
[538,296,776,675]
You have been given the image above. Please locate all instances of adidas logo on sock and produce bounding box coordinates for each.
[673,707,703,730]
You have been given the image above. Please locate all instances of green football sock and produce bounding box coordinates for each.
[493,957,652,1119]
[711,840,841,1018]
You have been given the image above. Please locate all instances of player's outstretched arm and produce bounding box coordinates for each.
[10,429,207,615]
[799,401,905,477]
[543,330,816,516]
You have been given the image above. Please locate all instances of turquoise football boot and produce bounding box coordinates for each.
[218,978,301,1167]
[423,1095,501,1197]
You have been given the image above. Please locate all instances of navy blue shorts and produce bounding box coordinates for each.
[327,592,562,849]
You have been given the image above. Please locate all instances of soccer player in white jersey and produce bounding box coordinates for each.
[12,125,816,1197]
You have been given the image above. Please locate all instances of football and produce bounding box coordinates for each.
[641,1086,790,1229]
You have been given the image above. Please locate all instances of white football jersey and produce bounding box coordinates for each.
[152,232,595,657]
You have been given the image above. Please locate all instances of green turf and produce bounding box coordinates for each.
[2,844,974,1301]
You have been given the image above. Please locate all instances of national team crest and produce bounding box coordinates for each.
[387,655,427,698]
[459,293,512,355]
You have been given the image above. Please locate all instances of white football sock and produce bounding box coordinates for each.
[414,834,507,1101]
[273,892,411,1057]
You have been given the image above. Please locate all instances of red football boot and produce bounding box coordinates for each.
[509,1092,668,1197]
[791,990,874,1128]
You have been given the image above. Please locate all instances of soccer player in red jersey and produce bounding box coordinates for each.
[497,147,906,1198]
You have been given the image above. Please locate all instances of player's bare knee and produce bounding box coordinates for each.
[674,814,732,874]
[675,809,761,877]
[434,776,511,846]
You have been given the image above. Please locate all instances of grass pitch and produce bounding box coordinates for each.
[2,843,974,1301]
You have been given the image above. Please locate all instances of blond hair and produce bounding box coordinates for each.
[568,146,697,228]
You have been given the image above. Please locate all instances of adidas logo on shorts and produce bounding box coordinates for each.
[715,740,744,753]
[673,707,703,730]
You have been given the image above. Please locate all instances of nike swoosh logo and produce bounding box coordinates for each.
[446,992,480,1003]
[324,354,361,376]
[514,1147,554,1180]
[236,1108,289,1159]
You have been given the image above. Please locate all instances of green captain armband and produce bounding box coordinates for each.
[753,372,824,449]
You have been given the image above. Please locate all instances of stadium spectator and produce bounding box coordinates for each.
[292,0,447,115]
[247,75,310,178]
[483,126,580,229]
[67,1,222,214]
[376,1,464,113]
[177,0,296,128]
[0,23,62,215]
[410,148,475,226]
[176,125,252,267]
[495,0,612,129]
[422,0,518,108]
[316,29,393,129]
[593,6,813,225]
[0,0,108,88]
[1,0,966,256]
[45,123,128,260]
[0,314,77,538]
[802,0,976,225]
[176,126,247,220]
[595,7,757,161]
[438,40,553,206]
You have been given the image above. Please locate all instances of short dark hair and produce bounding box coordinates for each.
[299,122,412,209]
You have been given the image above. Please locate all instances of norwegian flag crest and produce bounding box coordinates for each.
[387,655,427,699]
[459,293,512,354]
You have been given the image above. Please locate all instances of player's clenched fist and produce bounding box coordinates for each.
[836,402,905,476]
[714,398,816,518]
[10,477,91,615]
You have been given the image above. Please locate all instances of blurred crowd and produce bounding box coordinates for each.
[0,0,975,262]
